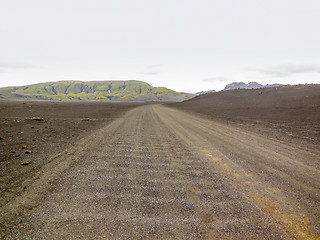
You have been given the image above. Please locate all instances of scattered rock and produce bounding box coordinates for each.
[22,144,27,149]
[25,150,32,154]
[0,137,4,140]
[18,131,23,134]
[20,160,31,166]
[31,117,44,121]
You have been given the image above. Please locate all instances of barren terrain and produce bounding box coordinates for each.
[1,87,319,239]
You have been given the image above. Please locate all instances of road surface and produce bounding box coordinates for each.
[1,105,320,239]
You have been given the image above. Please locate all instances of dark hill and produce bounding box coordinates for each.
[170,84,320,143]
[174,84,320,114]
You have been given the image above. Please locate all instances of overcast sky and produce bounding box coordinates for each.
[1,0,320,92]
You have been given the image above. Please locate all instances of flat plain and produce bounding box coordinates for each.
[0,85,319,239]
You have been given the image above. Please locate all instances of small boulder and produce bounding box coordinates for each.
[21,160,32,166]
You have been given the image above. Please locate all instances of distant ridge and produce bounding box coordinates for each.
[224,82,283,91]
[0,80,194,102]
[196,90,216,95]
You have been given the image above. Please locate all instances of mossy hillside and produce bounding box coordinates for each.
[0,80,194,102]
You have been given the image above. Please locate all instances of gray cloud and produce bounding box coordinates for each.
[252,64,320,77]
[140,71,160,75]
[203,77,229,82]
[0,62,40,72]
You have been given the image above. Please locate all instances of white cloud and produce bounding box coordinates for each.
[203,77,229,82]
[146,64,164,69]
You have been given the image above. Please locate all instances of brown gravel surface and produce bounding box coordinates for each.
[0,101,141,207]
[1,103,319,239]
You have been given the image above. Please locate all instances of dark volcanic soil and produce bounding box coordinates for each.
[0,101,141,207]
[0,86,319,239]
[170,84,320,149]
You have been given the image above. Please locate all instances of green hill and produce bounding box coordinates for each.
[0,80,194,102]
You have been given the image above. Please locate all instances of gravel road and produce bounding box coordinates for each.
[1,105,319,239]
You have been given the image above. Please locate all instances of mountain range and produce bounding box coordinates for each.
[0,80,194,102]
[196,90,216,95]
[0,80,287,102]
[223,82,283,91]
